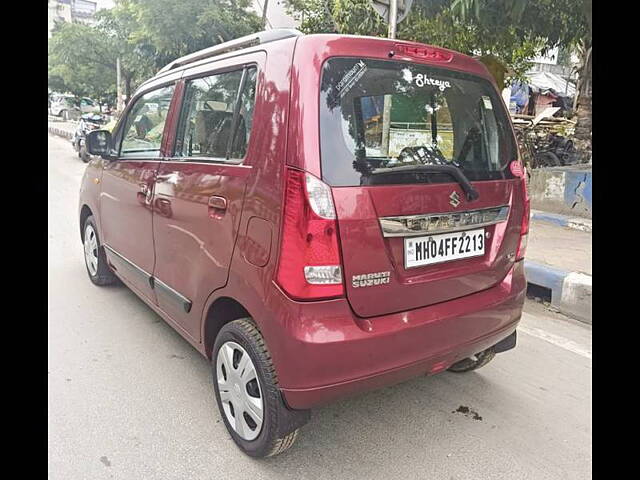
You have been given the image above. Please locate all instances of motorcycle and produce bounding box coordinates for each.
[543,133,580,166]
[72,113,106,163]
[515,123,580,170]
[530,133,580,168]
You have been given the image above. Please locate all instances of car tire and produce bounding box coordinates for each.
[447,348,496,373]
[82,215,117,286]
[212,318,300,458]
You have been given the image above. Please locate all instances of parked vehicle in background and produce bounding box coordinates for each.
[49,93,101,119]
[514,124,580,169]
[80,30,528,458]
[72,113,107,163]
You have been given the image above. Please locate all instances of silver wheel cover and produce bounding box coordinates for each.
[84,224,99,276]
[216,341,264,441]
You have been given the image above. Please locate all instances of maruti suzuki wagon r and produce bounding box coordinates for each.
[80,29,529,457]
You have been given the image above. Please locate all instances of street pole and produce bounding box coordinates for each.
[380,0,398,157]
[116,57,123,115]
[261,0,269,29]
[387,0,398,38]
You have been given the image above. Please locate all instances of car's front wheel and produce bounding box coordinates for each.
[212,318,303,457]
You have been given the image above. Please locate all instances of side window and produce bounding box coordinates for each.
[175,66,257,161]
[119,85,175,158]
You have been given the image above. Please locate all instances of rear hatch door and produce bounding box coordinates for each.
[319,57,524,318]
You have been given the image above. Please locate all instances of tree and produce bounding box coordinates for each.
[285,0,339,33]
[128,0,262,70]
[48,22,120,108]
[285,0,545,80]
[450,0,592,149]
[48,0,263,109]
[48,4,155,106]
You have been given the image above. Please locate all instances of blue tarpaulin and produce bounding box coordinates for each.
[510,81,530,112]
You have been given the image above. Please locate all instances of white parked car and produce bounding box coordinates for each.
[49,94,100,119]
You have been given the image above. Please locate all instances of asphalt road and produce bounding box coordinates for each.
[48,134,592,480]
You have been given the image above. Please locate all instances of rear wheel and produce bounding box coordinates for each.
[213,318,300,457]
[448,348,496,373]
[83,215,117,286]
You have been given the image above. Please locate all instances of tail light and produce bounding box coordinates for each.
[276,168,344,300]
[512,161,530,260]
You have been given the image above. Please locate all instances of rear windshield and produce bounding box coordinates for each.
[319,57,516,186]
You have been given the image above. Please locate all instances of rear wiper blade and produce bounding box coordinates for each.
[370,164,480,201]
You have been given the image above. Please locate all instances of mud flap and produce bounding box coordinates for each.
[277,391,311,437]
[493,330,517,354]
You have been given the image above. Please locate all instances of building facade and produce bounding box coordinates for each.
[48,0,97,38]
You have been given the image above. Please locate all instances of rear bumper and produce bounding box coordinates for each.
[266,261,526,410]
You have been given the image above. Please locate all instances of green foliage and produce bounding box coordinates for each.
[332,0,386,36]
[450,0,590,49]
[48,22,117,103]
[48,0,262,103]
[285,0,544,79]
[402,8,544,79]
[285,0,337,33]
[129,0,262,68]
[450,0,592,143]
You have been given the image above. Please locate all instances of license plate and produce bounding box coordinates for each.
[404,228,485,268]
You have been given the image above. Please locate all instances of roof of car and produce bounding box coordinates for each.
[137,30,492,95]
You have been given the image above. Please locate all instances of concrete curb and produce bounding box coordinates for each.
[525,260,592,324]
[531,210,592,233]
[48,125,74,140]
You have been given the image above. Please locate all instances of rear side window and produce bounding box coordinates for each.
[119,85,175,158]
[174,66,257,161]
[319,58,516,186]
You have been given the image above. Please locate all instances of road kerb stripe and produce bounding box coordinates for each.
[519,324,591,359]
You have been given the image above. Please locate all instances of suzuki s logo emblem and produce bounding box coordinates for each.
[449,191,461,208]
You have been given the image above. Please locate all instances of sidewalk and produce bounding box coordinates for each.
[525,215,592,324]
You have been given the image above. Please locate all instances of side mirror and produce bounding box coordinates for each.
[86,130,113,158]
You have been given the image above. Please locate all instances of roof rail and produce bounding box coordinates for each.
[157,29,304,74]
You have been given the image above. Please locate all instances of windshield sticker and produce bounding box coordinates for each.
[482,96,493,109]
[336,60,368,98]
[414,74,451,91]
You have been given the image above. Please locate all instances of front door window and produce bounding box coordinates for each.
[119,85,175,159]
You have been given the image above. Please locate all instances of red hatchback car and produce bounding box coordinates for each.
[80,29,529,457]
